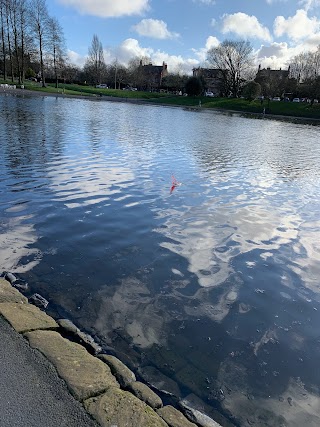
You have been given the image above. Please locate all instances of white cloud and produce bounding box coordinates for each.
[222,12,273,42]
[191,36,220,63]
[192,0,216,4]
[274,9,320,41]
[104,38,199,74]
[255,42,296,68]
[57,0,149,18]
[299,0,320,11]
[132,19,179,39]
[266,0,288,4]
[255,36,320,69]
[205,35,220,50]
[67,49,87,66]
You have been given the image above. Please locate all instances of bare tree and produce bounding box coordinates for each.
[84,34,106,85]
[47,16,65,87]
[6,0,29,84]
[5,0,14,81]
[289,47,320,82]
[0,0,7,79]
[29,0,49,87]
[207,39,254,97]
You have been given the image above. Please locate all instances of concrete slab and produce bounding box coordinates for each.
[0,302,58,332]
[25,330,119,401]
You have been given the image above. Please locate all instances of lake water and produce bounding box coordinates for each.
[1,93,320,426]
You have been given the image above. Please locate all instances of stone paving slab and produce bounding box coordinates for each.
[84,386,169,427]
[25,330,119,401]
[0,302,58,332]
[0,278,28,303]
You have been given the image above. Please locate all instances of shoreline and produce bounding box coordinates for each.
[0,275,224,427]
[1,87,320,124]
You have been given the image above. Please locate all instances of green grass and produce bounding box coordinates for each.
[1,79,319,119]
[149,96,320,119]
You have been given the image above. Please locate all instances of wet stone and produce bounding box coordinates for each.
[29,293,49,309]
[4,272,18,284]
[139,365,181,397]
[157,405,198,427]
[77,330,102,354]
[129,381,163,409]
[180,396,223,427]
[58,318,79,334]
[13,280,28,292]
[99,354,136,388]
[84,387,168,427]
[58,319,102,354]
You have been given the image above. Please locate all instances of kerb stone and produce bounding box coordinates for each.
[0,278,28,303]
[24,330,119,401]
[157,405,198,427]
[84,387,169,427]
[0,302,57,332]
[129,381,163,409]
[99,354,136,388]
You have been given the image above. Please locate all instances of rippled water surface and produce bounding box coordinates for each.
[1,93,320,426]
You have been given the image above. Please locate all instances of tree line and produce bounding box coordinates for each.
[1,1,319,99]
[205,40,320,100]
[0,0,66,86]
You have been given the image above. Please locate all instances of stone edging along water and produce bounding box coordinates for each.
[0,275,222,427]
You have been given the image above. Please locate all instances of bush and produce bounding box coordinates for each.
[185,76,203,97]
[242,81,261,101]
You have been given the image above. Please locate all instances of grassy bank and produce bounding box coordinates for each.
[149,95,320,119]
[2,79,320,119]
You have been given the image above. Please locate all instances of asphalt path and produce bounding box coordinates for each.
[0,316,98,427]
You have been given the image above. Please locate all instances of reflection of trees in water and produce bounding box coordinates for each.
[1,96,66,173]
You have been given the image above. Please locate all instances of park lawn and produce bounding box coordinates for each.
[53,84,169,99]
[1,79,319,119]
[149,96,320,119]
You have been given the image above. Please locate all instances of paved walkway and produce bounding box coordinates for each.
[0,315,98,427]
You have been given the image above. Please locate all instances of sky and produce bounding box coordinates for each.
[47,0,320,74]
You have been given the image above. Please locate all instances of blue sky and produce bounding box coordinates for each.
[48,0,320,73]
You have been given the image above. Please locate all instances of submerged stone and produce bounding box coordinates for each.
[29,293,49,309]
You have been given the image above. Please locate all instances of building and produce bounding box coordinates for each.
[192,68,226,95]
[139,61,168,90]
[255,66,291,97]
[255,65,290,81]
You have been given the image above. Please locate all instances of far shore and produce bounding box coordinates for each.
[1,86,320,124]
